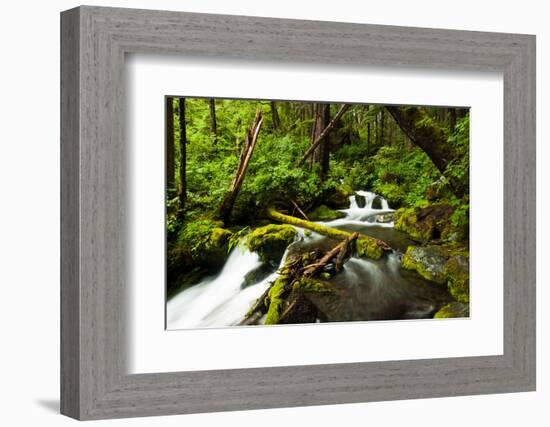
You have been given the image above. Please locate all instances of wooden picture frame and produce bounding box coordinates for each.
[60,5,536,420]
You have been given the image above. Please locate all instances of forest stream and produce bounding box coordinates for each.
[167,191,454,329]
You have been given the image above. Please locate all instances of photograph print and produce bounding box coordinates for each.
[165,97,470,330]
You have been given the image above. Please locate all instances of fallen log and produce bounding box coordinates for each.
[266,207,391,260]
[303,232,358,277]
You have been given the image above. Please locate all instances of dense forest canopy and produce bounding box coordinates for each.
[165,97,470,327]
[167,98,469,228]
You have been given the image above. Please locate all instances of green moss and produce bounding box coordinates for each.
[356,237,384,260]
[326,184,353,209]
[175,219,233,268]
[246,224,297,266]
[395,204,457,244]
[434,302,469,318]
[308,205,346,222]
[266,207,386,260]
[401,245,448,285]
[293,277,333,293]
[444,255,470,303]
[395,208,431,242]
[264,276,290,325]
[372,182,405,208]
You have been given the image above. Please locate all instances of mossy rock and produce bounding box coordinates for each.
[326,185,353,209]
[444,255,470,303]
[308,205,346,222]
[293,277,333,293]
[395,204,454,243]
[246,224,297,267]
[175,219,232,270]
[356,237,384,260]
[401,245,448,285]
[434,302,469,318]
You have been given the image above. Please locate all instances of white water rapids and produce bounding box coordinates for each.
[167,191,395,330]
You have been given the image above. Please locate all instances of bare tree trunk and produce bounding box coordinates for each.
[219,110,263,224]
[177,98,187,214]
[296,104,350,167]
[271,101,280,131]
[209,98,217,145]
[310,103,331,178]
[380,108,385,145]
[449,108,457,132]
[165,97,175,194]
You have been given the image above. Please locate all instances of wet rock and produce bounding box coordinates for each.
[355,194,366,208]
[308,205,346,222]
[445,255,470,303]
[371,196,383,210]
[246,224,297,267]
[394,204,454,243]
[241,263,274,289]
[401,245,448,285]
[326,185,353,209]
[434,302,469,318]
[374,212,396,224]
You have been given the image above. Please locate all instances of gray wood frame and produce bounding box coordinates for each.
[60,5,536,420]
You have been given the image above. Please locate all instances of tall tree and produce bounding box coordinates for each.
[166,97,175,194]
[219,110,263,225]
[271,101,280,131]
[386,106,466,198]
[296,104,350,167]
[209,98,217,145]
[177,98,187,214]
[365,105,371,155]
[449,108,457,132]
[310,103,331,178]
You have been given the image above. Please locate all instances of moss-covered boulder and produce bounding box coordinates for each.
[308,205,346,222]
[401,245,448,285]
[434,302,469,318]
[167,219,233,297]
[402,244,470,302]
[356,236,384,260]
[326,185,353,209]
[444,255,470,303]
[176,219,233,269]
[246,224,297,267]
[395,204,454,243]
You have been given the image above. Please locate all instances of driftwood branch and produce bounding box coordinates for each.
[303,232,359,277]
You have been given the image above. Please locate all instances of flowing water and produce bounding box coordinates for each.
[167,191,452,330]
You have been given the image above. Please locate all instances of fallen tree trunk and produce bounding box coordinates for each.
[385,106,466,198]
[266,207,391,259]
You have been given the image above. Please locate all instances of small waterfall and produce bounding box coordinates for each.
[325,191,393,225]
[167,244,293,330]
[167,246,263,329]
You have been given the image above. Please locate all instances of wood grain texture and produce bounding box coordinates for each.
[60,5,536,420]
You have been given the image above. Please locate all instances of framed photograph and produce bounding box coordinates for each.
[61,6,536,420]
